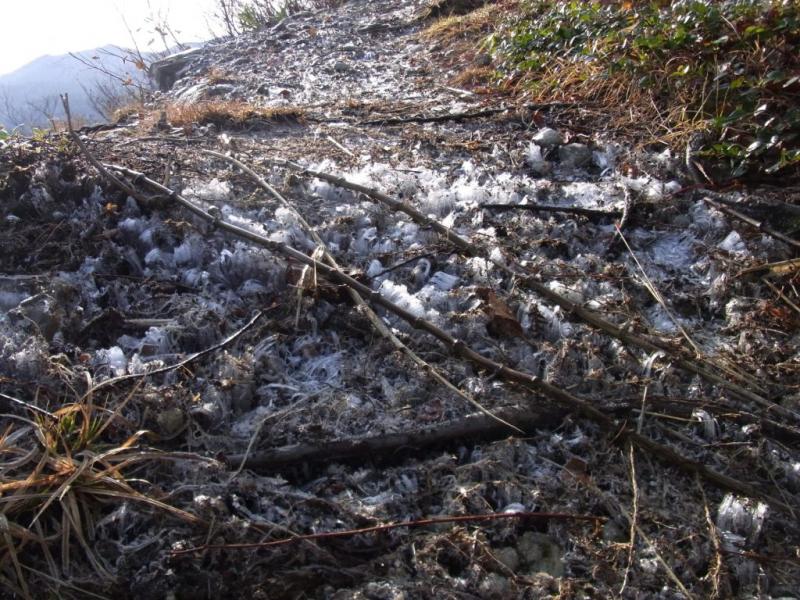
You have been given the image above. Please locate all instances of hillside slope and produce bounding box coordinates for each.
[1,0,799,598]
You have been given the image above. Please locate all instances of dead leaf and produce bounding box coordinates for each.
[562,457,591,484]
[475,287,525,339]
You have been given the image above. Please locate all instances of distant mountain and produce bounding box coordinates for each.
[0,46,152,132]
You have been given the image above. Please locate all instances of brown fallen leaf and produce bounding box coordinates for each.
[475,287,525,340]
[562,456,591,485]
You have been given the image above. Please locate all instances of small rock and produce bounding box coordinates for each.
[478,573,511,598]
[157,407,186,436]
[493,546,520,572]
[256,83,270,96]
[532,127,564,148]
[517,532,564,577]
[558,143,593,168]
[148,47,203,91]
[205,84,237,97]
[333,60,349,73]
[474,52,492,67]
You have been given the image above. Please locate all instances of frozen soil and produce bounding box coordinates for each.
[1,0,800,598]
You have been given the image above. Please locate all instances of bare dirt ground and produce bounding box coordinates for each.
[1,1,799,598]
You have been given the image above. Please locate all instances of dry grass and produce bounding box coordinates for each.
[0,383,201,596]
[166,101,304,128]
[450,65,496,88]
[111,103,144,124]
[421,1,517,92]
[114,99,305,131]
[505,55,712,152]
[421,1,512,45]
[206,66,235,84]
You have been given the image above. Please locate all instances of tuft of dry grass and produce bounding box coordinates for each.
[0,382,202,595]
[111,103,143,124]
[206,66,235,84]
[165,100,305,129]
[450,65,496,88]
[420,1,517,91]
[421,1,512,44]
[418,0,493,21]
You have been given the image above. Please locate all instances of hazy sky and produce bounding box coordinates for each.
[0,0,222,76]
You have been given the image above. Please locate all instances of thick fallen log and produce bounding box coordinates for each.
[100,163,795,514]
[225,406,559,469]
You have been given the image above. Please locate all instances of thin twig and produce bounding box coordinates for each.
[762,277,800,317]
[0,393,56,420]
[481,203,622,219]
[619,443,639,597]
[258,156,785,419]
[325,135,355,157]
[703,196,800,250]
[360,102,573,126]
[201,149,524,434]
[100,164,796,514]
[59,94,148,206]
[737,257,800,278]
[696,474,731,599]
[171,511,604,555]
[85,308,268,396]
[227,392,319,482]
[607,185,634,253]
[615,225,702,356]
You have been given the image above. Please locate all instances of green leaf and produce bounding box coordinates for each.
[743,25,766,38]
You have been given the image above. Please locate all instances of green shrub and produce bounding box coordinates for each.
[235,0,318,31]
[491,0,800,180]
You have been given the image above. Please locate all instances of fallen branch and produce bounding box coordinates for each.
[85,308,268,396]
[60,94,149,207]
[257,157,787,419]
[225,406,560,469]
[736,257,800,278]
[360,102,572,126]
[202,149,523,434]
[481,203,622,220]
[100,163,795,514]
[607,185,634,254]
[171,510,604,555]
[703,196,800,251]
